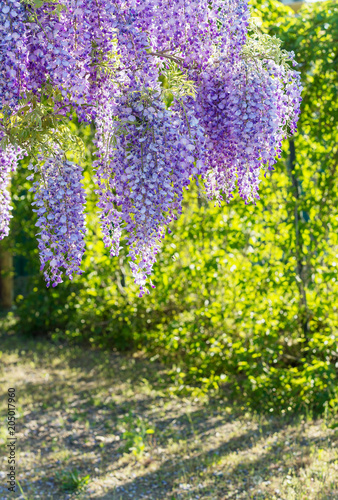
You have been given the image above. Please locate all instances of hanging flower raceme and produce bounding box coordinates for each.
[126,0,249,71]
[0,0,29,115]
[94,90,205,295]
[25,0,148,120]
[195,55,302,204]
[0,143,21,240]
[28,156,87,287]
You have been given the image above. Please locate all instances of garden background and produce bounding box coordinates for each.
[0,0,337,498]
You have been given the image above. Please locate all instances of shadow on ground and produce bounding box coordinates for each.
[0,332,337,500]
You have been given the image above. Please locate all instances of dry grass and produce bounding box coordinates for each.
[0,330,337,500]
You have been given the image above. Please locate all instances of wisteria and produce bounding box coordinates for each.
[94,91,206,295]
[0,143,20,239]
[29,155,86,287]
[196,58,302,204]
[0,0,28,238]
[0,0,302,293]
[0,0,29,114]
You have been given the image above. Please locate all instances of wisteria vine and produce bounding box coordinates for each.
[0,0,302,294]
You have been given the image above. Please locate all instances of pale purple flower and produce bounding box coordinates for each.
[29,155,87,287]
[0,0,302,293]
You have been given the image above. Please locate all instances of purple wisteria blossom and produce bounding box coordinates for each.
[0,0,29,114]
[195,58,302,204]
[0,143,21,239]
[0,0,302,293]
[94,91,206,295]
[29,156,87,287]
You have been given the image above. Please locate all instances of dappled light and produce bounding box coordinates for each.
[0,0,337,498]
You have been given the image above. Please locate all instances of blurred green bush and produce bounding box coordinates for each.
[6,0,338,415]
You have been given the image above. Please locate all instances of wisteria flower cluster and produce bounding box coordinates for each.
[28,155,86,287]
[94,91,206,295]
[196,57,302,204]
[0,0,29,114]
[0,0,302,293]
[0,141,21,239]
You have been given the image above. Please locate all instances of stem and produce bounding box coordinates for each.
[287,138,309,339]
[147,51,185,66]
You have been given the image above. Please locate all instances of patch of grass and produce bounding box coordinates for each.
[17,480,31,500]
[56,469,90,493]
[118,411,155,458]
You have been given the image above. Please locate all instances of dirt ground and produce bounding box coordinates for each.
[0,332,337,500]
